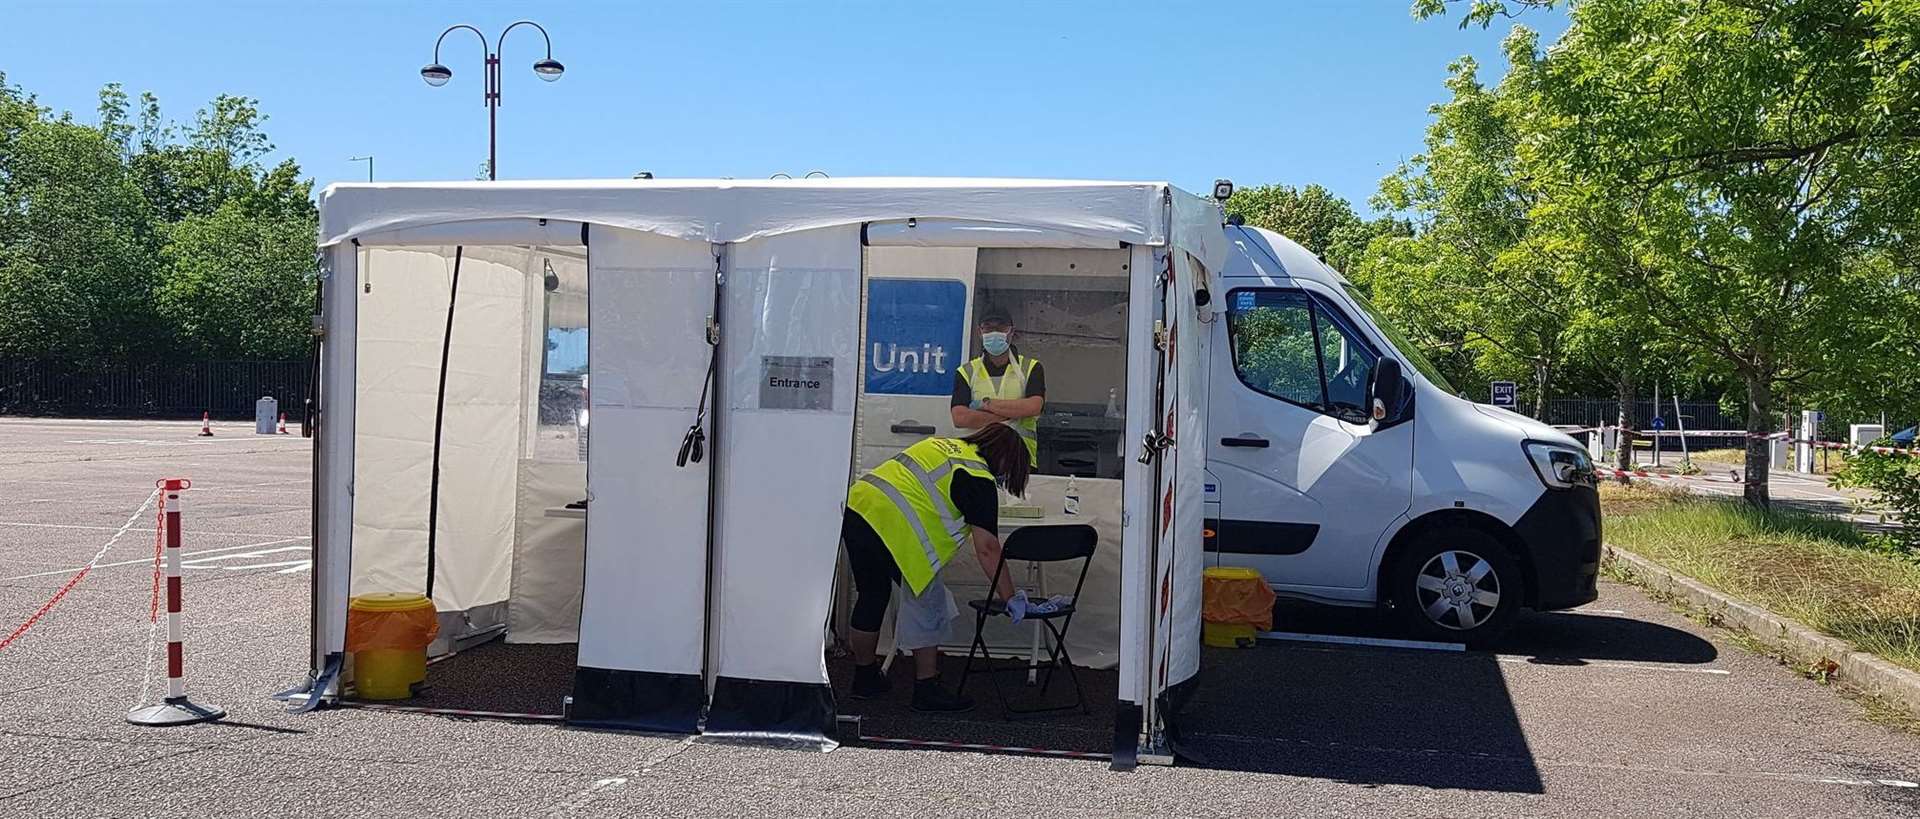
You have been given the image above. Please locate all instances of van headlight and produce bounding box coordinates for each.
[1525,441,1594,489]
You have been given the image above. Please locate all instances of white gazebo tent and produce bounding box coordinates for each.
[304,178,1221,763]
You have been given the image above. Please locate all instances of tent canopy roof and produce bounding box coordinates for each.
[319,177,1226,271]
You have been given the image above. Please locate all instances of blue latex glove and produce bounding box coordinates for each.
[1006,589,1029,624]
[1029,594,1072,616]
[969,398,985,411]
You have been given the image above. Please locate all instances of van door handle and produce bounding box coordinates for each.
[891,423,937,435]
[1220,436,1269,448]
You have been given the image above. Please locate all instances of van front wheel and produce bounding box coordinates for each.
[1387,527,1523,645]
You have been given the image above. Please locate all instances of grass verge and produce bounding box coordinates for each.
[1600,482,1920,676]
[1687,448,1746,467]
[1668,447,1850,474]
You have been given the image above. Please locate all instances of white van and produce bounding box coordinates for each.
[1204,224,1601,642]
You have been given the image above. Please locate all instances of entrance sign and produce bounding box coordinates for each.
[761,356,835,410]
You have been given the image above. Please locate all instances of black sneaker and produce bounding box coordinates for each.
[850,663,892,700]
[910,679,975,713]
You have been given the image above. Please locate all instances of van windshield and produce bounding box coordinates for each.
[1338,283,1454,393]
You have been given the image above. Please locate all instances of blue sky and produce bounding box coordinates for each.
[0,1,1564,215]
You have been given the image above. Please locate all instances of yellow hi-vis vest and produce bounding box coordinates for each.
[847,438,995,595]
[960,353,1039,466]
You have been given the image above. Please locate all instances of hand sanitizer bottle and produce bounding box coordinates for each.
[1065,475,1080,516]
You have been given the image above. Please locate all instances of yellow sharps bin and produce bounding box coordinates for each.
[346,593,439,700]
[1202,566,1275,648]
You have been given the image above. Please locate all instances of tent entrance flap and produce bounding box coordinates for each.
[701,225,862,749]
[1125,246,1209,763]
[567,227,717,732]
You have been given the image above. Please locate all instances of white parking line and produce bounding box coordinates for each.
[214,559,310,573]
[64,437,310,446]
[181,545,311,574]
[1497,656,1732,675]
[1259,631,1466,652]
[0,536,308,580]
[180,545,307,563]
[0,520,302,538]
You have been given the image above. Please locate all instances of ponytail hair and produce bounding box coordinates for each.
[962,424,1031,498]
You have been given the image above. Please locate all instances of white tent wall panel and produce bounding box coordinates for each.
[506,460,586,643]
[568,227,716,733]
[705,225,861,744]
[349,246,527,644]
[1168,251,1210,691]
[1117,244,1159,710]
[507,247,590,645]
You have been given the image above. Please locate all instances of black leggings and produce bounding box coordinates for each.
[843,508,899,633]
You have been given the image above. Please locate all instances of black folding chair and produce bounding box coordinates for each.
[958,524,1097,715]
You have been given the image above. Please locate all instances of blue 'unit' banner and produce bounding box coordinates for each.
[864,278,966,396]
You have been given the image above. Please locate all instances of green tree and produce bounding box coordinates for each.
[1422,0,1920,506]
[1371,55,1580,417]
[2,78,318,365]
[0,88,160,362]
[156,196,316,360]
[145,95,317,360]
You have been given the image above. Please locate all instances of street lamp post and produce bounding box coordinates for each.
[348,155,374,182]
[421,21,564,181]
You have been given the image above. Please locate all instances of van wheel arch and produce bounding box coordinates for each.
[1376,509,1538,610]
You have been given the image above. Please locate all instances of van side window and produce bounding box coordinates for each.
[1226,288,1379,423]
[1315,306,1377,421]
[1226,290,1323,407]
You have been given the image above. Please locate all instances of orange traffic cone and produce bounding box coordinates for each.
[198,412,213,437]
[277,413,290,435]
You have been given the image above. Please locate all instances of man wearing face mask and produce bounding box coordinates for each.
[951,307,1045,467]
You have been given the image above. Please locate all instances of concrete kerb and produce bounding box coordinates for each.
[1604,543,1920,717]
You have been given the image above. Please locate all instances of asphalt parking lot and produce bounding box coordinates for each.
[4,418,1920,817]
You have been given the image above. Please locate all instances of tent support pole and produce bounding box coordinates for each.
[699,245,726,712]
[425,246,464,599]
[305,262,326,675]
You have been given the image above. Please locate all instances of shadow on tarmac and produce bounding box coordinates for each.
[1172,602,1717,793]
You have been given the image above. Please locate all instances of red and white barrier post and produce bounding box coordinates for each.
[127,478,225,726]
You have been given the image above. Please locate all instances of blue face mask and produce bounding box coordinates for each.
[981,331,1010,356]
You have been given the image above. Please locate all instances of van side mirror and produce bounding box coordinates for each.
[1370,358,1404,422]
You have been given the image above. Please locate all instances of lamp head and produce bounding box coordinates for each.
[533,58,565,81]
[421,63,453,87]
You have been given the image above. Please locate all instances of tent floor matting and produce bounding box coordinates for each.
[828,652,1117,756]
[377,640,579,717]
